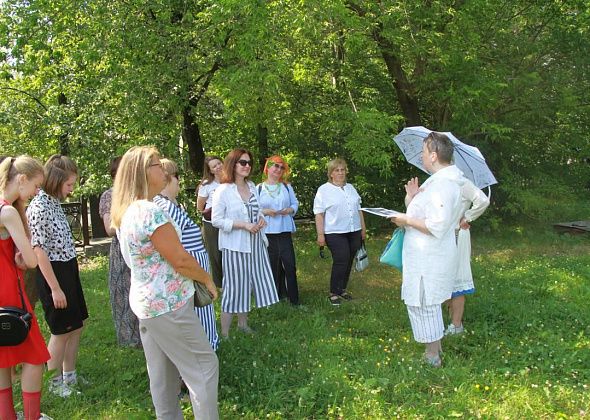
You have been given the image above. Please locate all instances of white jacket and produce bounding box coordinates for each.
[401,165,465,307]
[211,181,267,253]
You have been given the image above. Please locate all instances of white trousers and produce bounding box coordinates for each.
[406,303,444,343]
[140,301,219,420]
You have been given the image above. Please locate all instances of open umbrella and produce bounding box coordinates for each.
[393,126,498,189]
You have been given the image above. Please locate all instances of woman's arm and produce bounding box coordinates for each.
[196,196,207,212]
[35,247,68,308]
[102,212,116,237]
[1,206,37,268]
[359,210,367,240]
[315,213,326,246]
[389,213,431,235]
[151,222,218,299]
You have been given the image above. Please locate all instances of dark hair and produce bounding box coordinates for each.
[424,132,454,165]
[43,154,78,199]
[109,156,122,180]
[200,155,223,186]
[221,149,253,184]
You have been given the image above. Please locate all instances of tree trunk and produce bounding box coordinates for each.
[182,106,205,175]
[372,28,422,126]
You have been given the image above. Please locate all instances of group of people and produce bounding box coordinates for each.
[0,132,488,418]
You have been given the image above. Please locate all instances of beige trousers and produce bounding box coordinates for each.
[140,301,219,420]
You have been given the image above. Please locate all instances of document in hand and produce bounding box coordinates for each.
[361,207,401,218]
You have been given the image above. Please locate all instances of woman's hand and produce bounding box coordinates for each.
[14,251,27,270]
[205,280,218,301]
[262,208,278,217]
[317,233,326,247]
[278,208,293,215]
[257,217,267,229]
[52,288,68,309]
[459,217,471,230]
[405,177,420,197]
[389,213,408,227]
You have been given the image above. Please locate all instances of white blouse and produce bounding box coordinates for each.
[211,182,267,253]
[401,165,465,307]
[313,182,362,234]
[197,180,220,210]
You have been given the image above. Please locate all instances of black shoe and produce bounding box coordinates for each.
[339,291,353,301]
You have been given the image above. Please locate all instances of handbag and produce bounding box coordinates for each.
[193,281,213,308]
[0,272,32,347]
[354,241,369,272]
[379,228,404,271]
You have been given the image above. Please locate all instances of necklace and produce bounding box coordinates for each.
[264,182,282,198]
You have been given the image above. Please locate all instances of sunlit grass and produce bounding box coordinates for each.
[16,224,590,418]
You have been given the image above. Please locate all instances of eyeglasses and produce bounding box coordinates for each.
[237,160,252,167]
[148,162,163,169]
[269,162,285,171]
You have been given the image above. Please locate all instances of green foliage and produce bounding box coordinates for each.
[0,0,588,222]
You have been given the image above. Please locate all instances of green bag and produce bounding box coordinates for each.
[379,228,404,271]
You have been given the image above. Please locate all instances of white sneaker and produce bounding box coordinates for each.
[17,410,54,419]
[39,414,54,420]
[63,374,89,387]
[444,323,464,336]
[49,380,75,398]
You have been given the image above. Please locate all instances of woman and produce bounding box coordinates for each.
[257,155,300,306]
[313,158,366,306]
[0,156,52,420]
[390,132,464,367]
[27,155,88,397]
[154,158,219,350]
[211,148,279,338]
[99,157,141,348]
[445,178,490,335]
[111,146,218,419]
[196,156,223,288]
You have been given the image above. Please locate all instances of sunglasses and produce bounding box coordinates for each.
[269,162,285,170]
[237,159,252,167]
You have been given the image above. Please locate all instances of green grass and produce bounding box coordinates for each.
[16,225,590,418]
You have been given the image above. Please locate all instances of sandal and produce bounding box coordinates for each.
[339,291,353,301]
[423,353,442,368]
[328,295,342,306]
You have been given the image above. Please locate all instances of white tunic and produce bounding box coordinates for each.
[401,165,464,307]
[454,179,490,290]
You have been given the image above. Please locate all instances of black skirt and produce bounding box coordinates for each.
[36,258,89,335]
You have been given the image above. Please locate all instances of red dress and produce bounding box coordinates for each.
[0,202,50,367]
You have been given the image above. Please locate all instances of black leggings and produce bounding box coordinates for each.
[325,231,362,295]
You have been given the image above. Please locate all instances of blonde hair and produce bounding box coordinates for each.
[111,146,160,229]
[0,155,45,235]
[43,154,78,199]
[160,158,178,184]
[326,158,347,181]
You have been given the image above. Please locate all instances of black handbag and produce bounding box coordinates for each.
[0,273,32,346]
[0,203,33,346]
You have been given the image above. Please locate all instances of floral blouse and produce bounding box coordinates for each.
[118,200,194,319]
[27,189,76,262]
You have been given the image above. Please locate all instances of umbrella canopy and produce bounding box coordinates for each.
[393,126,498,189]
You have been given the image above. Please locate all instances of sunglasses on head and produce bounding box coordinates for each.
[237,159,252,167]
[269,162,285,170]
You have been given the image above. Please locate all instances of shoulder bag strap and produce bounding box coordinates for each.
[1,203,29,312]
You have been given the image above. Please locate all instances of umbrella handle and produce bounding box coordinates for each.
[486,186,492,200]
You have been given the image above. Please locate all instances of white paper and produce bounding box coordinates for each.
[361,207,401,218]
